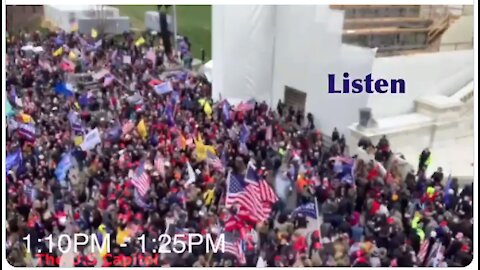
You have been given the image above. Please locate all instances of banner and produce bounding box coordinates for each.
[92,69,110,80]
[6,150,22,173]
[80,128,102,151]
[123,55,131,64]
[153,81,173,95]
[55,153,73,184]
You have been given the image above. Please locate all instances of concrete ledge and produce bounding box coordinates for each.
[350,113,433,137]
[416,95,463,110]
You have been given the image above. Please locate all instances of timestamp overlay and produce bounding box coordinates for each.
[138,232,224,254]
[23,232,225,266]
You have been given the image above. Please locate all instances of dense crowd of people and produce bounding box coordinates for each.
[5,29,474,267]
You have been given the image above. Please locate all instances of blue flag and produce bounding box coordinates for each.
[292,202,317,219]
[6,150,22,173]
[55,36,64,46]
[79,94,90,107]
[444,175,452,206]
[166,104,175,127]
[107,123,122,141]
[154,81,173,95]
[222,100,231,121]
[68,111,84,134]
[54,83,74,97]
[171,91,180,105]
[55,153,73,186]
[221,148,228,166]
[239,124,250,144]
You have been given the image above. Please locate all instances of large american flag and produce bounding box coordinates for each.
[132,161,150,197]
[244,162,278,204]
[417,239,430,266]
[225,171,271,222]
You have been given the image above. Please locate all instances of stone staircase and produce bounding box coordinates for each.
[348,81,474,179]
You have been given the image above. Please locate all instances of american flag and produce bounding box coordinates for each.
[222,232,246,265]
[244,163,278,204]
[118,150,129,169]
[265,125,272,141]
[154,152,165,178]
[133,189,151,209]
[417,239,430,265]
[222,100,231,121]
[174,227,190,242]
[226,172,270,222]
[425,241,443,267]
[329,155,354,164]
[234,100,255,112]
[207,151,225,172]
[122,120,135,135]
[132,161,150,197]
[17,122,36,141]
[224,216,241,232]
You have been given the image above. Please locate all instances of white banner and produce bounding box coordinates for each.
[92,69,110,80]
[123,55,132,65]
[80,128,102,151]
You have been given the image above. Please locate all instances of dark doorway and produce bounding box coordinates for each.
[284,86,307,112]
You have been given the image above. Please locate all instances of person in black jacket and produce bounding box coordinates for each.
[331,127,340,143]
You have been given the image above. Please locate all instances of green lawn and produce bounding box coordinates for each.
[115,5,211,60]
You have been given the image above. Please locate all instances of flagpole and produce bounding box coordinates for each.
[314,196,322,246]
[172,5,179,61]
[225,169,231,206]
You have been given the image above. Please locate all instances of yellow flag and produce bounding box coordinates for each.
[205,145,216,155]
[91,28,98,38]
[98,224,108,257]
[70,23,79,32]
[135,37,145,47]
[180,134,187,150]
[137,119,148,141]
[53,47,63,57]
[19,113,33,123]
[116,227,131,245]
[73,136,84,146]
[203,188,215,206]
[69,51,77,61]
[195,135,216,161]
[204,102,212,117]
[195,135,207,161]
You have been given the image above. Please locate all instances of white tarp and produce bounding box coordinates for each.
[213,6,376,134]
[203,60,213,83]
[80,128,102,151]
[212,6,276,103]
[271,6,376,134]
